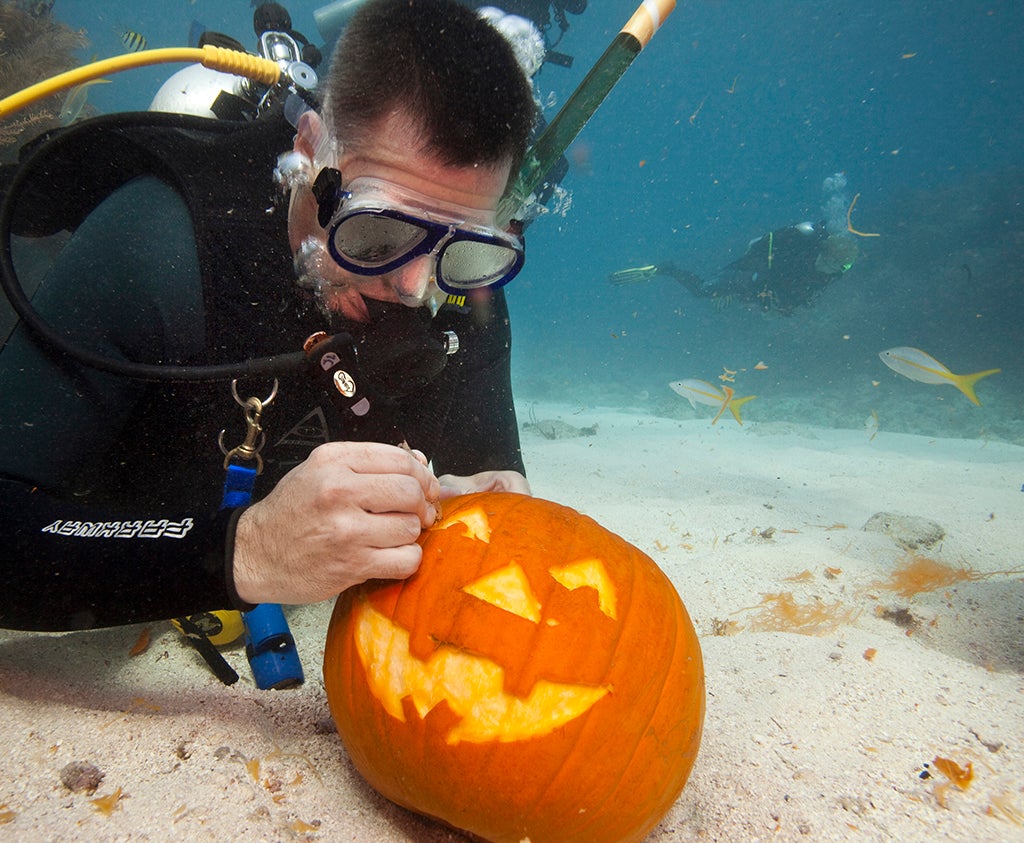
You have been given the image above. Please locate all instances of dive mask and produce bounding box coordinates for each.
[313,173,525,294]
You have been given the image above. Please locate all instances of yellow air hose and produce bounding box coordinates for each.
[0,45,280,120]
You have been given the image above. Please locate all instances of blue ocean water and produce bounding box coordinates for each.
[32,0,1024,441]
[509,0,1024,442]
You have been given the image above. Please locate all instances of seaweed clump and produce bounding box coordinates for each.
[0,1,87,162]
[740,591,860,636]
[872,553,992,598]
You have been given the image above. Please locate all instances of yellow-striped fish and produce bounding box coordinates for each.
[878,347,1000,406]
[119,29,148,52]
[669,379,757,425]
[59,78,111,125]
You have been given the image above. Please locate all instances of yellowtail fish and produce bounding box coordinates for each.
[878,347,1000,406]
[119,29,148,52]
[669,379,757,425]
[59,78,111,125]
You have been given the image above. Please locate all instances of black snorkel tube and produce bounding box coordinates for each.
[0,0,676,382]
[499,0,675,227]
[499,0,676,226]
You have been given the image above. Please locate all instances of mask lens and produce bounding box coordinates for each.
[333,213,427,266]
[440,239,520,288]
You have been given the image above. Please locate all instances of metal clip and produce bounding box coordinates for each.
[218,380,279,474]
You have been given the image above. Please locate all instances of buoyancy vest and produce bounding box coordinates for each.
[6,105,312,360]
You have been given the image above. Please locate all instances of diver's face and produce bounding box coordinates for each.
[289,110,511,322]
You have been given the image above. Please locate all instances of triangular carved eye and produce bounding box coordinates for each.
[550,558,618,620]
[434,507,492,543]
[462,563,541,623]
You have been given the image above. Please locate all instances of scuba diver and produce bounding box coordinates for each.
[610,175,860,315]
[0,0,537,632]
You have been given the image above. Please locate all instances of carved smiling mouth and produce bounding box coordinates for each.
[353,598,610,745]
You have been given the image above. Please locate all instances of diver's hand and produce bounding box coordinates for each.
[437,470,531,500]
[230,442,441,605]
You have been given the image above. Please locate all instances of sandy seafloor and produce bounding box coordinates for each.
[1,401,1022,842]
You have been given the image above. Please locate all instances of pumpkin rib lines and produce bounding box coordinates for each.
[572,592,682,843]
[519,524,641,839]
[519,715,592,838]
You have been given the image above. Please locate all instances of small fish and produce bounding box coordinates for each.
[119,29,148,52]
[878,347,1000,406]
[59,78,111,125]
[669,379,756,425]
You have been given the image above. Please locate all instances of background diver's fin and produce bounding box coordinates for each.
[608,262,707,295]
[607,265,658,285]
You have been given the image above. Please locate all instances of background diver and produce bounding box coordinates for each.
[610,174,861,315]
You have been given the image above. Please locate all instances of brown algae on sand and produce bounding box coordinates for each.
[933,756,974,789]
[738,592,861,636]
[709,617,743,636]
[89,787,124,815]
[930,756,975,810]
[872,553,1016,598]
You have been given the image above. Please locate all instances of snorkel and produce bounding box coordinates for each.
[0,0,677,381]
[498,0,677,227]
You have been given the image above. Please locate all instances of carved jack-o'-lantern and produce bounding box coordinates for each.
[324,492,704,843]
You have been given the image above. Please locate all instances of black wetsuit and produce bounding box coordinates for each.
[0,111,523,631]
[699,224,834,314]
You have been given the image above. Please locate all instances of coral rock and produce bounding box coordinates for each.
[862,511,945,550]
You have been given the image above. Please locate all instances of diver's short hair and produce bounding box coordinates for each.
[323,0,535,174]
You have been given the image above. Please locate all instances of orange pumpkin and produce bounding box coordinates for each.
[323,492,704,843]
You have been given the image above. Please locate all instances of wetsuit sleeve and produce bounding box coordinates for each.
[0,479,248,630]
[430,289,525,477]
[0,177,245,630]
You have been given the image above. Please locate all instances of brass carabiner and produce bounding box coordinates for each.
[218,379,278,474]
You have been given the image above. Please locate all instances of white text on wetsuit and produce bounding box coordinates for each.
[41,518,195,539]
